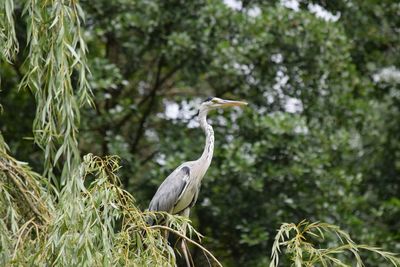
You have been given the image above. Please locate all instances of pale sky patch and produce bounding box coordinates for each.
[281,0,300,11]
[284,97,303,113]
[271,53,283,64]
[162,98,202,128]
[308,3,340,22]
[373,66,400,84]
[223,0,261,17]
[281,0,340,22]
[164,101,179,119]
[223,0,241,10]
[247,6,261,17]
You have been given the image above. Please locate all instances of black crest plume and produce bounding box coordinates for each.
[203,97,213,102]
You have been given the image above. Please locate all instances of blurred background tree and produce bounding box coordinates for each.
[1,0,399,266]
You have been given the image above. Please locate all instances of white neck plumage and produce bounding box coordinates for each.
[198,110,214,168]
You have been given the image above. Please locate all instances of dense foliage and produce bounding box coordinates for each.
[1,0,399,266]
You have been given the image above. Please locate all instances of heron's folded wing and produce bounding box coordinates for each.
[148,166,190,212]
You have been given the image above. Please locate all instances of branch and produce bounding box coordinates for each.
[149,225,223,267]
[130,56,164,152]
[140,150,159,165]
[0,158,47,223]
[113,107,140,130]
[11,62,23,80]
[115,57,189,131]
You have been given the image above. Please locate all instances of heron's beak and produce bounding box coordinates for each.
[218,99,248,107]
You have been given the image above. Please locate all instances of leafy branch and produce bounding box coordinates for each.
[0,145,220,266]
[270,220,400,267]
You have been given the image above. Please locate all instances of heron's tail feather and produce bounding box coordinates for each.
[146,215,154,226]
[144,208,155,226]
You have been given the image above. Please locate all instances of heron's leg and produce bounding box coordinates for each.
[181,239,192,267]
[181,208,191,233]
[180,208,191,267]
[164,228,169,241]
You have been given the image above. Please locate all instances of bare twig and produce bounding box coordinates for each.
[149,225,223,267]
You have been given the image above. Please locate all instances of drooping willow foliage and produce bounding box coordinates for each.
[0,0,18,62]
[19,0,92,187]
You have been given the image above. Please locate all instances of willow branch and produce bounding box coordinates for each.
[0,159,46,223]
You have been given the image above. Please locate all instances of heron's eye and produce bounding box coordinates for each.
[211,99,218,103]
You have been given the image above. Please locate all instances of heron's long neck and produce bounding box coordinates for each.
[198,110,214,169]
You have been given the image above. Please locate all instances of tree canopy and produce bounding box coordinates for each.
[1,0,399,266]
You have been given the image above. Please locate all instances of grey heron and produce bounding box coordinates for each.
[148,97,247,265]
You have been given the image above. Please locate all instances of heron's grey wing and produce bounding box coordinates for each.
[148,166,191,212]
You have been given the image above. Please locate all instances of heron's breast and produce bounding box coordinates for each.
[172,182,197,214]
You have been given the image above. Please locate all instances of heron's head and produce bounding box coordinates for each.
[199,97,247,114]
